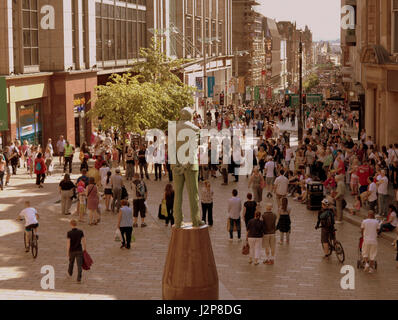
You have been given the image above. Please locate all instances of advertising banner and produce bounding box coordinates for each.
[208,76,215,98]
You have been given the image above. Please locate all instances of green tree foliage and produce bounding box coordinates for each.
[303,73,320,93]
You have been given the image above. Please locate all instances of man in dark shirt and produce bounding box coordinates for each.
[66,220,86,282]
[76,169,89,187]
[138,145,149,180]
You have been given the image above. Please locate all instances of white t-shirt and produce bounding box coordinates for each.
[376,175,388,195]
[265,161,275,178]
[285,148,293,161]
[274,175,289,195]
[19,207,38,227]
[368,182,377,202]
[361,219,379,245]
[99,167,110,186]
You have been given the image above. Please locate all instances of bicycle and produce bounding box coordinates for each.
[24,226,38,259]
[327,228,345,263]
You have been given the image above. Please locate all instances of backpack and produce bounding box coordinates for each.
[135,181,146,198]
[35,161,41,172]
[319,209,334,228]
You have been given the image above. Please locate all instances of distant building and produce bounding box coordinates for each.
[341,0,398,146]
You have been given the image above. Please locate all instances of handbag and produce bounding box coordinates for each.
[82,250,93,271]
[161,199,168,217]
[242,241,250,255]
[158,204,166,220]
[114,228,121,241]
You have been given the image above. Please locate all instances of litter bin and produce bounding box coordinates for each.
[307,181,324,211]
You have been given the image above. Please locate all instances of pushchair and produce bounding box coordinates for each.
[357,236,378,270]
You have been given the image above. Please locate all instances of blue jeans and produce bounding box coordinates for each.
[229,218,241,239]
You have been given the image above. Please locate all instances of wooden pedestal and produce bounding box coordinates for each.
[162,224,219,300]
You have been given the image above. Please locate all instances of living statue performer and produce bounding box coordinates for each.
[171,107,205,228]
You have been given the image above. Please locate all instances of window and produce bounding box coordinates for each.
[195,0,201,16]
[211,20,216,55]
[393,0,398,53]
[22,0,39,66]
[96,3,144,62]
[186,0,193,14]
[218,21,223,55]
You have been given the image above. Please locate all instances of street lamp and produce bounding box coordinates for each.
[298,36,304,141]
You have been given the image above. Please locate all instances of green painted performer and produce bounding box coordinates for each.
[171,107,205,228]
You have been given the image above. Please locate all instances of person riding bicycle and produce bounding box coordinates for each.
[17,201,39,252]
[315,199,336,259]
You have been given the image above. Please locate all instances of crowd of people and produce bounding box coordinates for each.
[6,98,398,282]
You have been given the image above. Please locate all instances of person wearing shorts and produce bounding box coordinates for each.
[132,173,148,228]
[361,210,380,273]
[18,201,39,252]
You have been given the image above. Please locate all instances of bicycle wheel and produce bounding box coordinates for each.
[334,241,345,263]
[31,234,38,259]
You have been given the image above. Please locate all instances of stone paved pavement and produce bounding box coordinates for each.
[1,157,398,300]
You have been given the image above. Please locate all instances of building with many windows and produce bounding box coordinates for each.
[147,0,233,114]
[0,0,149,148]
[341,0,398,146]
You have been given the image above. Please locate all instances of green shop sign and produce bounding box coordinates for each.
[0,77,7,131]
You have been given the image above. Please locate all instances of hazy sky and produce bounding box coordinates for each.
[256,0,341,41]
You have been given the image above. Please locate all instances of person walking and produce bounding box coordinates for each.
[200,180,214,226]
[262,203,277,265]
[111,168,123,214]
[125,146,135,181]
[164,183,175,227]
[103,171,113,212]
[227,189,242,241]
[117,200,134,249]
[34,153,46,188]
[334,174,345,224]
[132,173,148,228]
[243,193,257,229]
[44,146,53,176]
[361,210,380,273]
[246,211,264,265]
[138,145,149,180]
[63,141,75,174]
[276,197,291,244]
[66,219,86,283]
[248,167,264,204]
[86,177,100,225]
[59,174,75,215]
[273,169,289,207]
[265,156,276,192]
[57,135,66,166]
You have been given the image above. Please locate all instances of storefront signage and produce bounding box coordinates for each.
[0,77,7,131]
[195,77,203,91]
[40,5,55,30]
[341,5,355,30]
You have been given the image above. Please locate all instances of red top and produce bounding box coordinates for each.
[356,165,373,186]
[34,158,47,174]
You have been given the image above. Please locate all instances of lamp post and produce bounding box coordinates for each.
[298,36,303,141]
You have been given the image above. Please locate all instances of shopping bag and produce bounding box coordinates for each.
[114,228,121,242]
[158,204,166,220]
[161,200,168,217]
[242,241,250,255]
[82,250,93,271]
